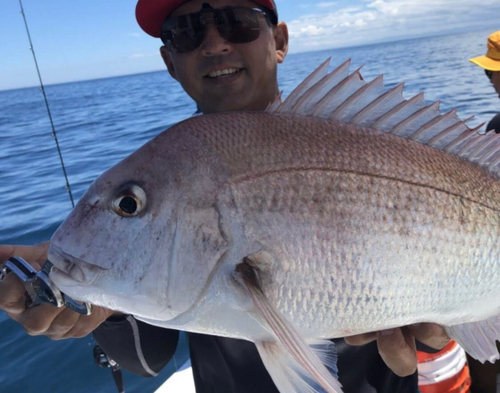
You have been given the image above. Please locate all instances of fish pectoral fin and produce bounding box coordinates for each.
[234,262,342,393]
[256,340,340,393]
[445,314,500,363]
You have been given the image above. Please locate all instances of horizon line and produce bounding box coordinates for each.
[0,25,493,93]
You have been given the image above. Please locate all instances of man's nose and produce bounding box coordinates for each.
[201,23,232,56]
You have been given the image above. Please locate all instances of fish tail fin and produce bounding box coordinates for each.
[235,260,343,393]
[445,314,500,363]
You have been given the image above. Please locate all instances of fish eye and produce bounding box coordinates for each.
[119,196,137,215]
[112,184,147,217]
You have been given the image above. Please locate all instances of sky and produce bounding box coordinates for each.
[0,0,499,91]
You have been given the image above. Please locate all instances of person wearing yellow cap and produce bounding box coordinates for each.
[0,1,453,392]
[470,30,500,133]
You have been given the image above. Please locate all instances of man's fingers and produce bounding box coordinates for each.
[61,316,97,339]
[8,303,113,340]
[377,328,417,377]
[0,270,28,313]
[0,270,35,313]
[60,307,113,339]
[0,259,42,313]
[45,308,83,340]
[9,304,65,336]
[0,243,49,264]
[407,323,450,350]
[0,242,116,341]
[0,243,47,314]
[344,332,377,346]
[346,324,448,377]
[0,245,15,261]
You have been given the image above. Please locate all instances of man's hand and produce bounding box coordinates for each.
[0,243,116,339]
[344,324,450,376]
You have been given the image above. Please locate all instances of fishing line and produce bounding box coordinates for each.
[18,0,75,208]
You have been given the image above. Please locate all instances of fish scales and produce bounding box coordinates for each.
[192,112,500,207]
[121,109,500,335]
[47,60,500,393]
[231,173,500,331]
[179,113,500,335]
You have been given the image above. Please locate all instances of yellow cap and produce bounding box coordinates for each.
[470,30,500,71]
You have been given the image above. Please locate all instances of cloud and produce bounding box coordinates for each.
[317,2,337,8]
[287,0,500,53]
[367,0,398,15]
[129,53,158,59]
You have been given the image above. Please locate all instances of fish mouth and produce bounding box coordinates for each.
[48,244,103,286]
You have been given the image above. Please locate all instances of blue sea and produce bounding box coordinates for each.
[1,28,499,393]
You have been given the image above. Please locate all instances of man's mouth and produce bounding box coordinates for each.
[205,68,243,78]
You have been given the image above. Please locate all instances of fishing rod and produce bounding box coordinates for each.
[18,0,75,208]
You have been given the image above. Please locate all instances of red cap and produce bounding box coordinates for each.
[136,0,278,38]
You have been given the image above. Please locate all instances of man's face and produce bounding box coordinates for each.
[160,0,288,114]
[491,71,500,97]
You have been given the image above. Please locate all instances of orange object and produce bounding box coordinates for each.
[470,30,500,71]
[418,341,471,393]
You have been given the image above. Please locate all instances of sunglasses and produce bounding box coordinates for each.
[161,3,272,53]
[486,69,493,79]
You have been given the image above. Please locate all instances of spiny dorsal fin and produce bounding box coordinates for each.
[353,83,408,129]
[278,58,331,113]
[268,60,500,177]
[312,67,365,118]
[292,59,351,116]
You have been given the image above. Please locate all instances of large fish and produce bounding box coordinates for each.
[48,59,500,393]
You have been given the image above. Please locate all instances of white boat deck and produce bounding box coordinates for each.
[155,361,196,393]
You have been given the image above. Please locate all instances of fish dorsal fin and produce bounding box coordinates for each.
[268,60,500,177]
[278,58,332,113]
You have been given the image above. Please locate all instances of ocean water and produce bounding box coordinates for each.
[1,28,499,393]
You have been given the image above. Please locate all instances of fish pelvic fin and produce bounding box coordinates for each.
[234,261,342,393]
[267,59,500,178]
[445,314,500,363]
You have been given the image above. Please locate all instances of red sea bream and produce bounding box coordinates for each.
[48,59,500,393]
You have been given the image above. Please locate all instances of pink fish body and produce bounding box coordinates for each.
[48,59,500,393]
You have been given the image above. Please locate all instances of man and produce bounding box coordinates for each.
[470,30,500,133]
[463,30,500,393]
[0,1,451,392]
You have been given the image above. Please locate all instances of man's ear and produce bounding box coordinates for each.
[160,46,178,81]
[274,22,289,64]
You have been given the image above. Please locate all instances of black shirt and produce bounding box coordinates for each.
[93,316,419,393]
[487,113,500,133]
